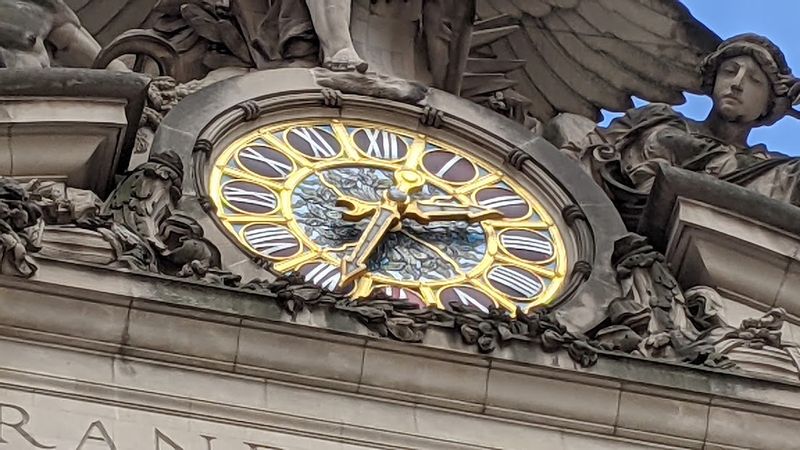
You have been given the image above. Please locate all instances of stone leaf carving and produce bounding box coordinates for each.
[701,306,800,381]
[593,233,800,378]
[242,273,598,363]
[101,152,183,244]
[596,234,722,365]
[23,179,103,226]
[136,70,248,155]
[94,151,232,281]
[0,179,44,278]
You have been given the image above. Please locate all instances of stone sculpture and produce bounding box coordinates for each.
[550,34,800,227]
[303,0,367,73]
[607,34,800,203]
[85,0,718,118]
[0,0,124,69]
[5,0,800,380]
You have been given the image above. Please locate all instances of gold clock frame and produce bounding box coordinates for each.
[209,118,568,313]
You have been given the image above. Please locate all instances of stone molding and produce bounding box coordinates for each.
[0,69,150,193]
[1,259,800,449]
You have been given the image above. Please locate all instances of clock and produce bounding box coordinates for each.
[208,119,567,314]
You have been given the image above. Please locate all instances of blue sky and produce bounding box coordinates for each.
[600,0,800,156]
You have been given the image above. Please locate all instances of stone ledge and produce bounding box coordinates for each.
[2,259,800,448]
[0,69,149,194]
[641,165,800,320]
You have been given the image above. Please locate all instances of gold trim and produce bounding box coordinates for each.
[208,118,569,314]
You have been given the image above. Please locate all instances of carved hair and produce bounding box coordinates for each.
[701,33,800,122]
[701,34,794,96]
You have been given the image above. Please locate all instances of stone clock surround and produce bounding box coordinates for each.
[150,68,626,332]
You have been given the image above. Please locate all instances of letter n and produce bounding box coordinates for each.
[155,429,184,450]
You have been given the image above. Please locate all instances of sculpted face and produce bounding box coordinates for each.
[712,55,771,123]
[0,3,51,69]
[0,39,50,69]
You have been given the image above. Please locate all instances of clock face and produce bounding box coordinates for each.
[209,119,567,313]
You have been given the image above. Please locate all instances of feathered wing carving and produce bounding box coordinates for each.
[65,0,158,45]
[67,0,720,123]
[474,0,721,121]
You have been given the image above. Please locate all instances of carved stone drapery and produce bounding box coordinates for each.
[591,233,799,378]
[0,179,44,278]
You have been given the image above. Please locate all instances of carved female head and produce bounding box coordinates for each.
[701,34,798,126]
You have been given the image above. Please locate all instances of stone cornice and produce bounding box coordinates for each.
[2,255,800,449]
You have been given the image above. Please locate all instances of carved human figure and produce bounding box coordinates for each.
[605,34,800,204]
[303,0,367,72]
[285,0,476,85]
[0,0,125,69]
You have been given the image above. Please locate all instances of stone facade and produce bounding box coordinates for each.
[1,1,800,449]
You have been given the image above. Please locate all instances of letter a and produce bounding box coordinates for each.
[76,420,117,450]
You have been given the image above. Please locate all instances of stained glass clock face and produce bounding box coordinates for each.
[209,119,567,313]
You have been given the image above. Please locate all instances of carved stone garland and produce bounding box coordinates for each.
[6,146,796,376]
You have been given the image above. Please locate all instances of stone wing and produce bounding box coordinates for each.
[474,0,721,121]
[65,0,158,45]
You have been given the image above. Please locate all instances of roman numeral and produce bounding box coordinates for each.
[501,234,553,256]
[488,267,542,298]
[244,227,298,257]
[435,154,464,178]
[223,186,277,210]
[290,127,337,158]
[239,146,292,177]
[479,195,526,210]
[362,129,404,159]
[452,288,490,313]
[304,263,341,291]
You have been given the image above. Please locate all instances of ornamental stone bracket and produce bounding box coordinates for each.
[638,165,800,380]
[641,165,800,320]
[0,69,149,197]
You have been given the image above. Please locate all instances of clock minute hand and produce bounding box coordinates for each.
[340,204,401,286]
[402,200,503,225]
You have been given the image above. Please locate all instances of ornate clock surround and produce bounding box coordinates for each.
[150,68,626,332]
[208,117,570,313]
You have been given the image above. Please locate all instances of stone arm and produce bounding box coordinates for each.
[47,19,128,70]
[653,128,709,166]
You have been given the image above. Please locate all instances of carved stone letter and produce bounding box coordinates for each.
[0,403,54,449]
[155,428,184,450]
[202,435,216,450]
[244,442,280,450]
[76,420,117,450]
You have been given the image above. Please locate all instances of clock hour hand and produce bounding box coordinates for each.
[336,196,377,222]
[403,200,502,225]
[340,204,401,285]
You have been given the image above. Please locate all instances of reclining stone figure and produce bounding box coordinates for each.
[551,34,800,223]
[0,0,124,69]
